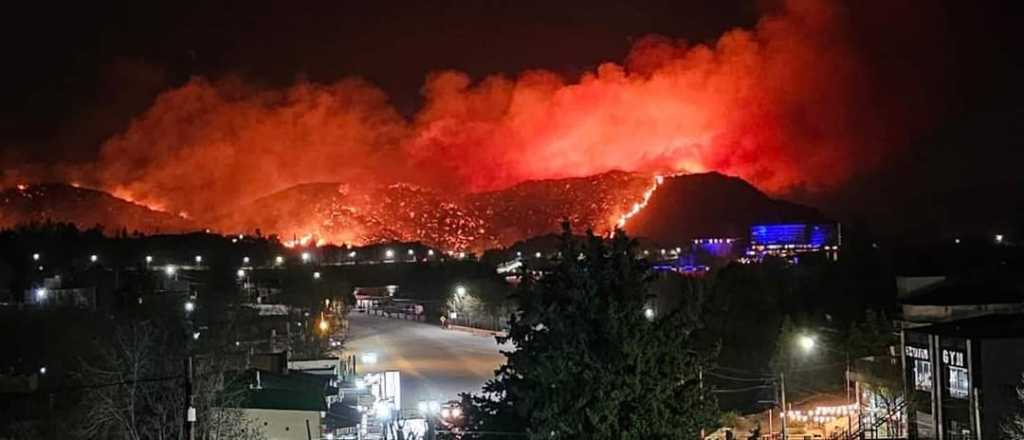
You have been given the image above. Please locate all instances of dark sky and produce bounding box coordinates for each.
[0,0,1021,239]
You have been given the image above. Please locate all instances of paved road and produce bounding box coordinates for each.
[344,312,510,410]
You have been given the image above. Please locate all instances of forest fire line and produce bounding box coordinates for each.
[0,0,947,252]
[615,174,665,231]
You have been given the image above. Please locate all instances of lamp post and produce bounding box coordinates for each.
[797,332,854,437]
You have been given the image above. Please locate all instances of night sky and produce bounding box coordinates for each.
[1,0,1021,239]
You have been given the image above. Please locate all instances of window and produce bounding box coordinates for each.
[914,359,933,391]
[949,366,969,399]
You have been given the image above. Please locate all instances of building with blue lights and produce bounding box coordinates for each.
[747,223,840,260]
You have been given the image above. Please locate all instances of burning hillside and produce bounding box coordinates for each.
[0,184,194,234]
[0,172,825,251]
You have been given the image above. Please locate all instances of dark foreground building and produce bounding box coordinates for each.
[903,315,1024,439]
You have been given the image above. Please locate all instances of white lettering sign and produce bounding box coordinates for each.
[942,349,965,367]
[906,346,929,360]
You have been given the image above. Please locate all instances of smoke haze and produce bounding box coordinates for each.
[8,0,945,220]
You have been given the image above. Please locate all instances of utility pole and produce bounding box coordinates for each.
[699,368,705,440]
[185,356,196,440]
[780,371,788,440]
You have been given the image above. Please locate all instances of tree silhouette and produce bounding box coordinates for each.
[457,225,717,439]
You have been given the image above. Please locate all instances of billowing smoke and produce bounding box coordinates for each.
[51,0,929,218]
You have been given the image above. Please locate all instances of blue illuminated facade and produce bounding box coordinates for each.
[748,223,840,260]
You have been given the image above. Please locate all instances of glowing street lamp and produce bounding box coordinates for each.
[318,319,329,332]
[35,288,47,300]
[313,271,321,280]
[455,285,467,297]
[798,334,816,352]
[428,249,435,256]
[301,252,311,263]
[534,252,542,258]
[349,251,357,258]
[32,253,40,261]
[408,249,415,256]
[194,255,203,265]
[90,254,98,263]
[145,255,153,265]
[184,301,195,313]
[242,256,250,264]
[384,249,395,259]
[237,269,246,279]
[165,265,177,277]
[275,255,284,265]
[644,307,655,321]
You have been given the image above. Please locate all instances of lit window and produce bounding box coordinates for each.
[914,360,932,391]
[949,366,969,399]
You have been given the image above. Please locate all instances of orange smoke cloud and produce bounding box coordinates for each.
[70,0,917,219]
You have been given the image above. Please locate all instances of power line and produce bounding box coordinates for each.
[704,371,772,382]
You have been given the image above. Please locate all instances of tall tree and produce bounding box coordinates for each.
[458,226,718,439]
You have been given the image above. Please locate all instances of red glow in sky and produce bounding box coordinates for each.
[53,0,919,221]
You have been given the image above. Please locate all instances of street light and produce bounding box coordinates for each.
[301,252,311,263]
[32,253,40,261]
[90,254,98,263]
[237,269,246,278]
[455,285,467,297]
[35,288,46,300]
[797,334,816,352]
[428,249,435,256]
[275,255,284,265]
[243,256,250,264]
[384,249,394,259]
[644,307,655,321]
[195,255,202,265]
[313,271,321,280]
[318,319,329,332]
[165,265,177,277]
[145,255,153,264]
[184,301,195,313]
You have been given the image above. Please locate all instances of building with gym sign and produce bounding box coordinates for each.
[903,316,1024,439]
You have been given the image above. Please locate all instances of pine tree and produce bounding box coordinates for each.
[458,226,718,439]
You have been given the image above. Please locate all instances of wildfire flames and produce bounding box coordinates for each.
[1,0,942,248]
[616,175,666,230]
